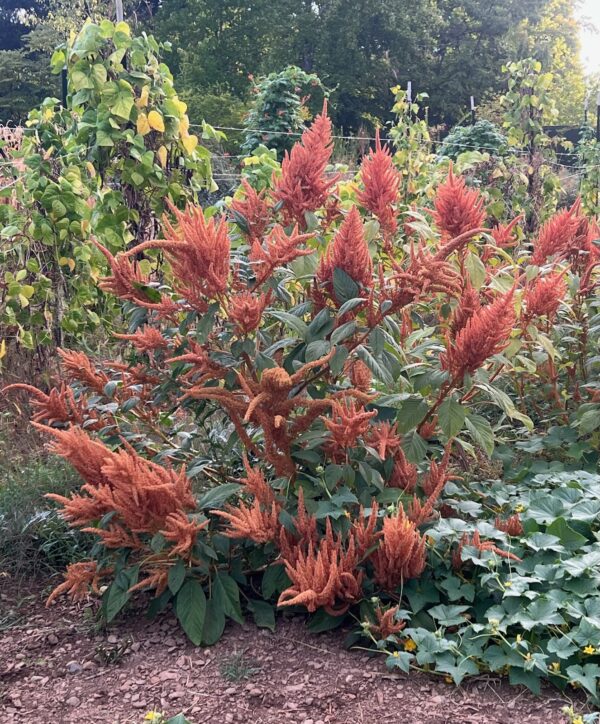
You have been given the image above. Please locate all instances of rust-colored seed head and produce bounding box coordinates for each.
[273,102,339,228]
[316,206,373,305]
[370,506,426,591]
[433,163,486,240]
[357,128,401,236]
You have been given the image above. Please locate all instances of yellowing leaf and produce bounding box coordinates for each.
[85,161,96,178]
[182,134,198,155]
[137,113,151,136]
[148,110,165,133]
[180,115,190,136]
[157,146,168,168]
[138,259,152,275]
[173,98,187,116]
[0,340,6,360]
[115,21,131,36]
[136,86,149,109]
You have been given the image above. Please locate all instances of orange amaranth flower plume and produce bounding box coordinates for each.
[531,199,588,265]
[82,523,144,550]
[3,383,86,427]
[278,520,363,615]
[316,206,373,304]
[441,288,515,383]
[383,242,462,317]
[231,179,271,239]
[46,561,102,606]
[114,326,169,353]
[228,290,271,335]
[95,448,195,533]
[273,101,340,227]
[58,348,109,394]
[490,215,521,249]
[522,271,567,322]
[388,449,418,492]
[249,224,313,286]
[158,201,231,309]
[351,502,380,558]
[39,425,196,533]
[357,129,401,236]
[452,530,521,570]
[36,424,114,487]
[160,511,209,559]
[495,514,524,537]
[433,164,486,240]
[370,605,406,638]
[450,283,481,337]
[240,458,276,505]
[370,506,426,591]
[129,567,169,597]
[421,453,459,498]
[365,421,402,460]
[214,499,281,544]
[345,358,372,391]
[322,398,377,453]
[186,351,342,476]
[166,339,225,386]
[93,241,177,314]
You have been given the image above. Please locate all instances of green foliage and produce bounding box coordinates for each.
[148,0,558,131]
[439,121,508,161]
[357,470,600,704]
[219,649,262,681]
[0,27,61,123]
[502,58,558,150]
[1,0,589,134]
[0,19,214,356]
[242,66,326,158]
[388,86,436,203]
[0,441,86,576]
[509,0,586,125]
[578,129,600,217]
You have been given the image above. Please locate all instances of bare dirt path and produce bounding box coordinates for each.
[0,585,582,724]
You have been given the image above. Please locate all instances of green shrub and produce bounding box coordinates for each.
[0,451,87,576]
[242,66,326,158]
[354,469,600,704]
[439,120,508,160]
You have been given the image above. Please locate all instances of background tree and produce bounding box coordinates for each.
[510,0,586,124]
[0,0,593,131]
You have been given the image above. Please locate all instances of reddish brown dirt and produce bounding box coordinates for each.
[0,585,583,724]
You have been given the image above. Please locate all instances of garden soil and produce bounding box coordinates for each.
[0,585,586,724]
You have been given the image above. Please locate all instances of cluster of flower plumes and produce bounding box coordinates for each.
[4,102,598,620]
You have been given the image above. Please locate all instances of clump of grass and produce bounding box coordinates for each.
[0,436,89,578]
[219,649,262,681]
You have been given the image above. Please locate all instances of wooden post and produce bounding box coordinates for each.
[61,66,68,107]
[596,90,600,142]
[470,96,476,125]
[406,81,412,104]
[115,0,124,22]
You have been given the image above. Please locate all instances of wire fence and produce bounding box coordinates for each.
[2,121,600,193]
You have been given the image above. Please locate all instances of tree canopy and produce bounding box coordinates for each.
[0,0,591,128]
